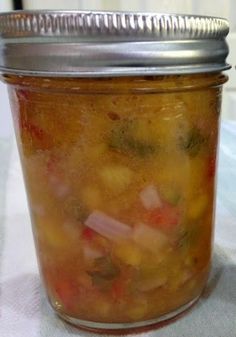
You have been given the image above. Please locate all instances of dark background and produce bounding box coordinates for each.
[13,0,23,10]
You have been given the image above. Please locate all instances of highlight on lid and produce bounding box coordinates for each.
[0,11,230,76]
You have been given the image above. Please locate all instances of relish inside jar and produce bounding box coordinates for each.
[4,73,226,329]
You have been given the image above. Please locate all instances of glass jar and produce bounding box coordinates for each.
[0,11,230,333]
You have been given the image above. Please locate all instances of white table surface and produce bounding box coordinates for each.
[0,122,236,337]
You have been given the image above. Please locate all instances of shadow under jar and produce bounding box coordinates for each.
[0,11,230,333]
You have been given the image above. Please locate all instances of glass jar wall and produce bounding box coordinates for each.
[3,72,227,331]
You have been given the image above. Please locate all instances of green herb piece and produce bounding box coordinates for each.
[63,197,89,222]
[179,128,206,157]
[109,121,156,158]
[161,188,181,206]
[177,230,190,249]
[177,224,200,250]
[126,138,156,157]
[87,256,120,289]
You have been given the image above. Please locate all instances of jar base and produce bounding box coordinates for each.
[56,295,200,334]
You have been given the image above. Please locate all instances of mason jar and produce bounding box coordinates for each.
[0,11,230,333]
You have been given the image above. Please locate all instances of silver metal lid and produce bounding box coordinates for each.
[0,10,230,77]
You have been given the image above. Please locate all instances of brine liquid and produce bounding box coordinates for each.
[6,74,224,325]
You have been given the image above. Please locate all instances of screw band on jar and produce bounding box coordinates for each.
[0,11,230,76]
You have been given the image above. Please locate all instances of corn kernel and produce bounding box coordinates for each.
[38,218,70,249]
[113,241,143,267]
[128,299,148,320]
[100,165,132,193]
[87,143,107,160]
[187,194,209,220]
[82,186,102,209]
[94,297,111,318]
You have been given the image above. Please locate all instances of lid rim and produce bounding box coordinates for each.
[0,10,229,39]
[0,64,231,78]
[0,10,230,76]
[0,9,230,21]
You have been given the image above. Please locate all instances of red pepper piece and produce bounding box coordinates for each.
[55,279,79,311]
[207,156,216,179]
[148,203,180,231]
[19,110,53,150]
[111,272,130,301]
[46,153,63,175]
[110,267,132,301]
[21,119,45,141]
[111,279,125,300]
[82,227,96,241]
[17,89,31,101]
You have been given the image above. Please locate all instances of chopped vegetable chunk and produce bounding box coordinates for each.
[140,185,162,210]
[179,127,206,157]
[85,210,132,241]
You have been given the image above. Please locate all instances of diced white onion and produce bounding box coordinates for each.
[140,185,162,210]
[85,210,132,241]
[49,175,70,198]
[83,244,104,260]
[136,276,167,292]
[133,223,169,254]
